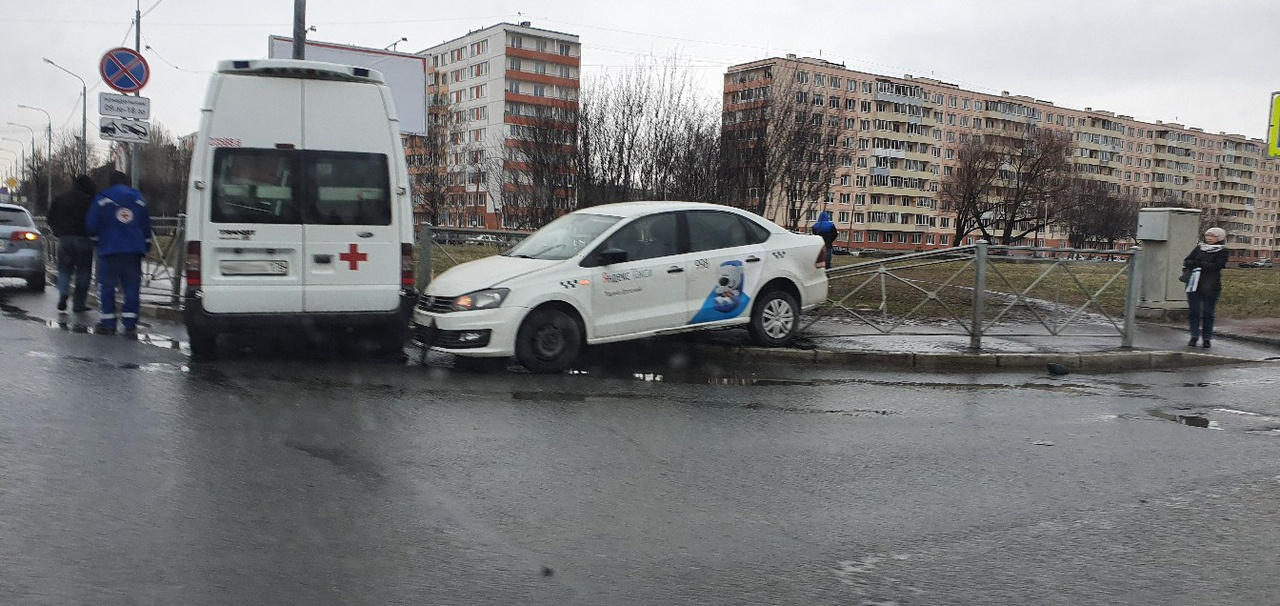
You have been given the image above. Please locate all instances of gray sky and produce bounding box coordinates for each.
[3,0,1276,162]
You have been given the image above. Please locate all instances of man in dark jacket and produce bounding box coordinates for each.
[86,171,151,336]
[46,175,98,312]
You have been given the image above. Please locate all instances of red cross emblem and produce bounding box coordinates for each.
[339,243,368,270]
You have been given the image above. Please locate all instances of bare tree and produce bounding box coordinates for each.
[721,65,838,229]
[501,105,578,230]
[989,128,1074,245]
[939,128,1074,246]
[1060,181,1139,249]
[135,124,192,217]
[939,134,1003,246]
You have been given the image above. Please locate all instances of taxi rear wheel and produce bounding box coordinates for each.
[516,308,582,374]
[748,289,798,347]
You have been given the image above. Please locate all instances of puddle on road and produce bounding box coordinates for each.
[1147,409,1222,430]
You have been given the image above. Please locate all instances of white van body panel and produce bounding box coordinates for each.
[196,72,306,315]
[301,78,403,313]
[184,59,415,336]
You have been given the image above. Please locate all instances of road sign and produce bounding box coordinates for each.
[99,92,150,120]
[1269,92,1280,158]
[99,47,150,93]
[5,178,16,189]
[99,117,150,143]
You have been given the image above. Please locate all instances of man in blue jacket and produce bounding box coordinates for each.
[86,171,151,336]
[810,210,838,269]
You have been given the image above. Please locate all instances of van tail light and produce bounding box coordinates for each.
[10,230,40,242]
[185,241,202,288]
[401,243,414,286]
[815,248,826,269]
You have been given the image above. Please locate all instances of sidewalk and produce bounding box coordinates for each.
[702,317,1280,373]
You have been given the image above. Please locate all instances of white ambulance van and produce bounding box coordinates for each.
[182,59,417,358]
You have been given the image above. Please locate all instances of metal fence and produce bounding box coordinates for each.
[40,215,186,307]
[810,242,1141,349]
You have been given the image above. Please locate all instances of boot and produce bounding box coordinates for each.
[1202,316,1215,349]
[56,295,67,312]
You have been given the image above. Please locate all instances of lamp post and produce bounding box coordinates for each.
[7,123,38,205]
[16,107,52,212]
[1,138,26,187]
[384,37,408,51]
[42,58,88,175]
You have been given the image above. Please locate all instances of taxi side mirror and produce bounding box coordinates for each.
[595,247,627,266]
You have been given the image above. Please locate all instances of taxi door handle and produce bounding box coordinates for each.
[745,256,762,263]
[667,266,684,274]
[314,254,333,264]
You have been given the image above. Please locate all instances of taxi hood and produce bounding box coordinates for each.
[428,254,560,294]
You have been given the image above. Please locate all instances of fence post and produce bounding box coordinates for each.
[171,214,186,307]
[970,240,987,350]
[1122,245,1141,348]
[416,223,432,291]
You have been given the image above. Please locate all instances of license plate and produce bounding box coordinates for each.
[220,260,288,276]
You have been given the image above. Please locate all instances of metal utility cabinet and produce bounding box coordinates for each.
[1136,207,1201,319]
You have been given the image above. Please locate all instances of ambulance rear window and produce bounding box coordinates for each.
[211,149,300,224]
[305,152,391,226]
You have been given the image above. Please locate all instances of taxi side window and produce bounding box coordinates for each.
[686,211,768,252]
[602,212,678,262]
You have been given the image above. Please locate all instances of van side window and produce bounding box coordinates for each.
[305,152,392,226]
[211,149,299,224]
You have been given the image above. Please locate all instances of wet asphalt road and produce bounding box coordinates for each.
[2,284,1280,605]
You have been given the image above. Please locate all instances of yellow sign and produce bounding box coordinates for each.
[1271,92,1280,158]
[4,178,15,189]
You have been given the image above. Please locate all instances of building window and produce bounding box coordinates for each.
[796,71,809,84]
[508,81,521,94]
[559,43,572,56]
[510,35,522,49]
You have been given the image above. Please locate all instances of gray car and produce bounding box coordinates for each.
[0,203,47,291]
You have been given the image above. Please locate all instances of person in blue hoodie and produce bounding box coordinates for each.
[86,171,151,336]
[810,210,838,269]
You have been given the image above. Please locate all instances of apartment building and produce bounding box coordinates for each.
[723,55,1276,262]
[417,22,580,229]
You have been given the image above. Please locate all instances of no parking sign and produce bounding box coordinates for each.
[99,47,149,93]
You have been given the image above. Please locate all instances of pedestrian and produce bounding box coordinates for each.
[1183,226,1229,348]
[85,171,151,336]
[46,174,99,312]
[810,211,838,270]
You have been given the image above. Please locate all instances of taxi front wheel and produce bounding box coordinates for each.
[516,308,583,374]
[749,289,798,347]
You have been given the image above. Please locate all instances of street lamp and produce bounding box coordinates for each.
[0,137,25,186]
[42,58,88,175]
[384,37,408,51]
[17,105,53,211]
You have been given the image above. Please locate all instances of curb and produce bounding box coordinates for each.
[701,344,1260,373]
[131,300,1267,373]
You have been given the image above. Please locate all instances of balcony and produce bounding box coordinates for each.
[506,46,581,67]
[506,69,577,89]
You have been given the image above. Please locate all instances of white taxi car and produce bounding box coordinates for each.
[412,201,829,373]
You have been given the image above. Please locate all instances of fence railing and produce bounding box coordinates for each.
[812,242,1141,349]
[40,215,186,307]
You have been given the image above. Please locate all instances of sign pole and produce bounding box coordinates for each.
[130,0,142,188]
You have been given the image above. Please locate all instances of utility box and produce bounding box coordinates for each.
[1136,207,1201,319]
[1136,212,1170,240]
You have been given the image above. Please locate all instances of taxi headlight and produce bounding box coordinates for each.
[451,288,509,311]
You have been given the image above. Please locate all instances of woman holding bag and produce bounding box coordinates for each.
[1182,227,1230,348]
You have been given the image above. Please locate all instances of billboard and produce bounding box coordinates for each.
[268,36,428,135]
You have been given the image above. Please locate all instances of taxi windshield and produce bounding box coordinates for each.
[505,212,621,260]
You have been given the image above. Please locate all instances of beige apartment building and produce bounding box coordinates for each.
[724,55,1276,263]
[416,22,580,230]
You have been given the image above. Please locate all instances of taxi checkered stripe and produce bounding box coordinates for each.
[559,279,579,289]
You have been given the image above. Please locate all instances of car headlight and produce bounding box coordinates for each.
[451,288,509,311]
